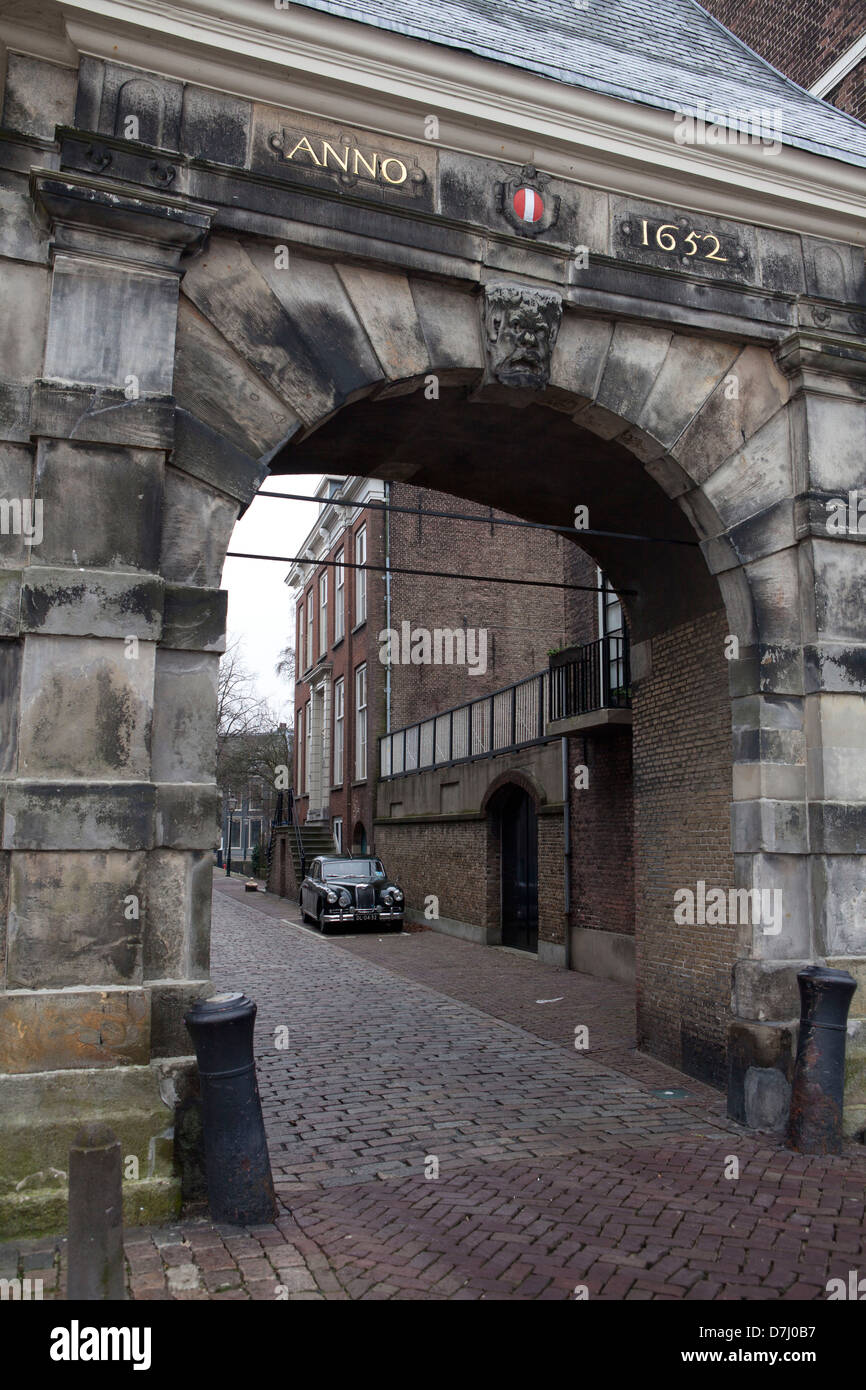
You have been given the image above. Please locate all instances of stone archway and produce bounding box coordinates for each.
[3,119,866,1232]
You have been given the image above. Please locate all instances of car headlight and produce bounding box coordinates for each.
[326,890,338,904]
[339,890,351,907]
[392,888,403,901]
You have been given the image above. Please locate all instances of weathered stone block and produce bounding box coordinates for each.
[20,568,163,640]
[17,635,155,779]
[151,649,219,783]
[0,187,49,264]
[549,313,612,400]
[0,443,35,571]
[806,692,866,800]
[801,539,866,643]
[732,957,806,1022]
[1,54,76,141]
[171,410,267,508]
[594,322,672,421]
[44,255,179,394]
[702,409,791,532]
[410,279,483,372]
[34,440,163,572]
[727,1018,795,1127]
[150,980,211,1058]
[813,856,866,956]
[731,798,808,854]
[337,264,430,382]
[735,851,811,958]
[145,849,212,979]
[2,783,154,852]
[173,298,299,459]
[154,784,219,849]
[159,466,239,587]
[0,262,50,386]
[636,334,738,448]
[672,346,789,484]
[6,850,144,988]
[0,988,150,1073]
[30,381,175,450]
[160,585,226,653]
[181,84,251,166]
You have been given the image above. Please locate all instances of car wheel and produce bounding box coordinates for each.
[316,901,327,934]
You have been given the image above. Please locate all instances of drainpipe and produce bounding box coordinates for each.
[385,480,392,735]
[561,735,571,971]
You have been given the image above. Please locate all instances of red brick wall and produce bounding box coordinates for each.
[701,0,866,117]
[632,608,735,1089]
[294,500,385,849]
[568,727,634,938]
[831,61,866,122]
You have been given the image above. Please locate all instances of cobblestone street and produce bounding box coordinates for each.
[11,875,866,1301]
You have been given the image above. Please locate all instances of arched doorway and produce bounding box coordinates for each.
[497,785,539,954]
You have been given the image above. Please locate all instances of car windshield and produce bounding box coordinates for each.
[322,859,385,880]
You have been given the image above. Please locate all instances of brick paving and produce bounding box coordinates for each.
[6,873,866,1301]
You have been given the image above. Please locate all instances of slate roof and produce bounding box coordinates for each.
[294,0,866,167]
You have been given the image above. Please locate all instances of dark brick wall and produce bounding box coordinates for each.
[632,608,735,1090]
[701,0,866,119]
[388,483,571,726]
[376,805,566,947]
[376,818,489,926]
[568,727,634,939]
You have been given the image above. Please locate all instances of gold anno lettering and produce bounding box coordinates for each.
[286,135,322,165]
[321,140,350,172]
[380,157,408,185]
[353,148,379,178]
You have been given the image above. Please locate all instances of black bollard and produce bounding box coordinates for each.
[184,992,277,1225]
[786,965,857,1155]
[67,1123,126,1300]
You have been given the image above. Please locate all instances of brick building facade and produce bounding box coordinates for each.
[702,0,866,122]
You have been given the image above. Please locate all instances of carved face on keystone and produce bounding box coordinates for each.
[484,284,563,389]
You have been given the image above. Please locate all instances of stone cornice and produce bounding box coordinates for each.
[1,0,858,245]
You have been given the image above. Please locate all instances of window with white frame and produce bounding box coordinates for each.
[296,705,303,789]
[334,550,345,642]
[597,568,625,698]
[333,677,344,785]
[319,571,328,655]
[333,817,343,853]
[248,819,262,848]
[297,602,304,674]
[305,589,314,670]
[355,664,367,780]
[355,526,367,625]
[304,698,312,793]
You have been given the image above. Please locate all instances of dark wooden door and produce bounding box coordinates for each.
[501,788,538,953]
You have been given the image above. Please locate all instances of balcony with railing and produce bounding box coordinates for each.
[379,634,632,780]
[380,669,549,778]
[547,633,632,731]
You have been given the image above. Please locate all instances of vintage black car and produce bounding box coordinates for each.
[299,855,404,932]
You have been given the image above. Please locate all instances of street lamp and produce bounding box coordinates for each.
[225,794,238,877]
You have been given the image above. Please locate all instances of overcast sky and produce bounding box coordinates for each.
[221,473,323,726]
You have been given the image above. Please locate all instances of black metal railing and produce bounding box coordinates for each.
[379,669,549,779]
[547,633,631,723]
